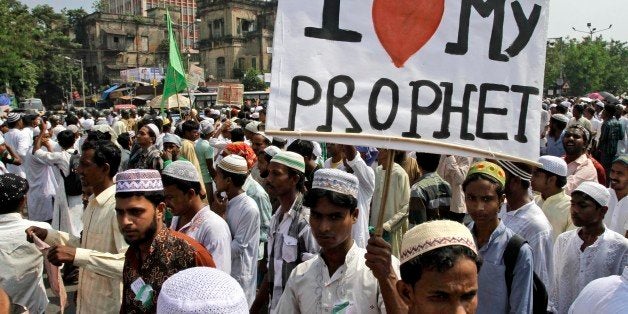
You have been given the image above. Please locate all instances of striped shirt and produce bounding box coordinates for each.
[409,172,451,223]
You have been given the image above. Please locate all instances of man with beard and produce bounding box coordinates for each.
[276,169,402,313]
[551,181,628,314]
[161,133,185,167]
[604,155,628,237]
[115,169,215,313]
[26,140,126,314]
[563,124,598,194]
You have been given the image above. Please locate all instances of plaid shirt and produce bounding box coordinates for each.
[599,118,624,168]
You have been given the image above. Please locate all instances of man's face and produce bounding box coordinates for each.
[570,192,606,227]
[250,134,267,156]
[77,149,107,189]
[115,195,163,245]
[400,257,478,314]
[258,155,270,178]
[266,162,296,197]
[309,196,357,251]
[136,127,152,147]
[184,129,199,141]
[163,185,190,216]
[530,168,551,194]
[563,128,586,155]
[464,179,504,225]
[609,162,628,193]
[326,143,339,157]
[163,143,179,159]
[213,168,230,194]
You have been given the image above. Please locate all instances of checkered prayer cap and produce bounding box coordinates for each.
[0,174,28,206]
[6,112,21,123]
[400,220,477,264]
[218,154,249,175]
[162,160,200,183]
[574,181,610,207]
[537,156,568,177]
[115,169,163,193]
[156,267,248,314]
[271,151,305,173]
[264,146,282,158]
[312,168,359,199]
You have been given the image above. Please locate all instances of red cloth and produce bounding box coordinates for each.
[33,235,67,313]
[588,154,607,186]
[224,142,257,169]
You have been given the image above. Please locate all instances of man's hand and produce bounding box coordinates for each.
[25,226,48,243]
[47,245,77,266]
[211,193,228,218]
[364,235,393,281]
[160,150,172,161]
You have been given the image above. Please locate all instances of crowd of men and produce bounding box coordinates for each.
[0,95,626,314]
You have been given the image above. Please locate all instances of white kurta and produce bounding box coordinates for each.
[604,188,628,236]
[34,148,83,237]
[569,266,628,314]
[275,242,400,314]
[3,128,30,177]
[346,153,375,248]
[225,193,260,306]
[551,228,628,314]
[171,206,232,274]
[25,149,57,222]
[499,201,554,291]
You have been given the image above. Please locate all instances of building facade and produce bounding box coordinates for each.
[81,8,178,85]
[102,0,199,50]
[197,0,276,80]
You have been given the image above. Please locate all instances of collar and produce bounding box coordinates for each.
[472,221,506,251]
[545,189,568,202]
[176,206,209,232]
[571,154,588,165]
[94,184,116,206]
[417,171,437,181]
[505,200,536,216]
[322,241,359,284]
[0,212,23,223]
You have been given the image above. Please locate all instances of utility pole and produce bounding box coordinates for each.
[572,22,613,39]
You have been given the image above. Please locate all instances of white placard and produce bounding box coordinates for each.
[267,0,549,163]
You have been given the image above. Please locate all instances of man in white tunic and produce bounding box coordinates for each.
[551,181,628,314]
[214,154,260,306]
[604,155,628,237]
[569,266,628,314]
[276,169,400,313]
[162,160,232,273]
[25,128,57,223]
[497,160,554,291]
[3,113,30,178]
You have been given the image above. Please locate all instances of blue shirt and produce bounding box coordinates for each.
[470,221,534,314]
[545,130,566,157]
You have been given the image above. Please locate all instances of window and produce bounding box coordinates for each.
[238,57,245,70]
[113,36,119,43]
[141,36,149,52]
[251,57,257,69]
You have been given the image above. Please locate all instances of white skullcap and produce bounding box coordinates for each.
[6,112,21,123]
[66,125,79,133]
[145,123,160,138]
[595,101,605,108]
[162,133,181,147]
[250,112,260,119]
[200,120,215,135]
[245,121,261,134]
[217,154,249,175]
[81,119,94,131]
[312,168,359,199]
[537,156,568,177]
[400,220,477,264]
[156,267,248,314]
[162,160,200,183]
[96,117,108,125]
[210,109,220,116]
[116,169,163,193]
[551,114,569,124]
[549,104,557,109]
[264,145,281,158]
[271,151,305,173]
[312,141,322,158]
[559,101,571,108]
[574,181,611,207]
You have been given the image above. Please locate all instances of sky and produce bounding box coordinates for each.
[19,0,628,42]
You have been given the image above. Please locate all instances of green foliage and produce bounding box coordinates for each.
[545,37,628,96]
[92,0,109,13]
[241,68,266,91]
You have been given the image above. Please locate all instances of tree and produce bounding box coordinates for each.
[241,68,266,91]
[544,37,628,96]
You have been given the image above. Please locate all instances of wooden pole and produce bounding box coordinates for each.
[374,149,396,237]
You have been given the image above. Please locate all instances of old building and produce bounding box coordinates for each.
[81,8,183,85]
[197,0,277,80]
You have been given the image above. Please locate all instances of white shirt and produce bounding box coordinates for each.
[171,206,232,273]
[25,148,58,222]
[345,153,375,248]
[551,228,628,314]
[499,201,554,291]
[225,193,260,306]
[275,242,400,314]
[569,266,628,314]
[3,128,30,177]
[0,213,50,313]
[604,188,628,236]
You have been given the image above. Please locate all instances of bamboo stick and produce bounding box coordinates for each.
[374,149,395,237]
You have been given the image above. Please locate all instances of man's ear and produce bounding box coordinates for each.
[156,202,166,220]
[351,207,359,224]
[396,280,415,307]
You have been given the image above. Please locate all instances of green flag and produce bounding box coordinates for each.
[161,9,187,112]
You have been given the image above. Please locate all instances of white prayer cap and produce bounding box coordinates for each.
[217,154,249,175]
[6,112,21,123]
[156,267,248,314]
[312,168,359,199]
[271,151,305,173]
[559,101,571,109]
[66,124,79,134]
[573,181,611,207]
[312,141,322,158]
[400,220,477,265]
[549,104,557,109]
[551,114,569,124]
[537,156,568,177]
[115,169,163,193]
[162,160,200,183]
[96,117,108,125]
[145,123,160,138]
[263,145,281,158]
[245,121,261,134]
[162,133,181,147]
[595,101,605,108]
[210,109,220,116]
[200,120,215,135]
[81,119,94,131]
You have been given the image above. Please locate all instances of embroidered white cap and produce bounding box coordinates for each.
[537,155,568,177]
[400,220,477,265]
[573,181,611,207]
[312,168,359,199]
[162,160,200,183]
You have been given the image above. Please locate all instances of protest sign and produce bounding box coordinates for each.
[266,0,549,162]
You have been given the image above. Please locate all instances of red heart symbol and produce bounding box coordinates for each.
[373,0,445,68]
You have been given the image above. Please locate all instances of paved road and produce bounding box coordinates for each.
[44,274,77,314]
